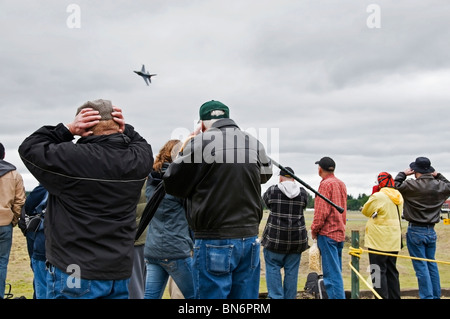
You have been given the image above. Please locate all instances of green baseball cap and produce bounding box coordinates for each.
[199,100,230,121]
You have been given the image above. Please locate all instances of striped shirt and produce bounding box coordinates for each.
[311,174,347,242]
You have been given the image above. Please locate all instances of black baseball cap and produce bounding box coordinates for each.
[315,157,335,172]
[279,166,295,177]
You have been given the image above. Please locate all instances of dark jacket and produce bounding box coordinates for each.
[18,123,153,280]
[134,183,149,246]
[144,163,193,260]
[395,172,450,225]
[163,118,273,239]
[262,182,309,254]
[20,184,48,261]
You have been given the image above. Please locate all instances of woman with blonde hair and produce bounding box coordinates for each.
[143,139,195,299]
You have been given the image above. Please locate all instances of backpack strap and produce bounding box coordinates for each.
[34,191,48,215]
[396,205,404,249]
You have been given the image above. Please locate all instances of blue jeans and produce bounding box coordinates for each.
[263,249,301,299]
[31,258,47,299]
[46,264,130,299]
[406,224,440,299]
[193,236,260,299]
[0,224,12,299]
[317,234,345,299]
[144,256,194,299]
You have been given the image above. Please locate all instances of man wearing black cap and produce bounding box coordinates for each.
[163,100,273,299]
[261,166,309,299]
[311,156,347,299]
[395,157,450,299]
[19,99,154,299]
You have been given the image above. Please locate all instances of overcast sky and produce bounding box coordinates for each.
[1,0,450,197]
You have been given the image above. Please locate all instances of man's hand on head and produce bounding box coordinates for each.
[112,106,125,133]
[67,108,101,137]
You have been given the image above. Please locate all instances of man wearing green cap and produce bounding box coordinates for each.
[163,100,273,299]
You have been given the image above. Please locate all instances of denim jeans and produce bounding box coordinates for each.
[263,248,301,299]
[193,236,260,299]
[317,234,345,299]
[31,258,47,299]
[144,256,195,299]
[46,264,130,299]
[0,224,12,299]
[406,224,440,299]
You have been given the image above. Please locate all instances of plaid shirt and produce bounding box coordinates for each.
[311,174,347,242]
[261,184,309,254]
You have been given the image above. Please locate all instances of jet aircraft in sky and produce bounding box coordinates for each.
[134,64,157,86]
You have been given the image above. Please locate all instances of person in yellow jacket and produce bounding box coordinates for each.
[361,172,404,299]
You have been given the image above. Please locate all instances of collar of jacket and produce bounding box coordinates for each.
[77,132,131,145]
[211,118,239,130]
[149,162,170,182]
[0,159,16,177]
[417,174,434,179]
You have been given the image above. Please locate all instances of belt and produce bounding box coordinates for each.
[409,222,434,228]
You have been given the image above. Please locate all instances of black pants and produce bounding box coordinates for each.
[368,248,401,299]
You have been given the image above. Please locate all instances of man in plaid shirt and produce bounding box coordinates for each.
[261,166,309,299]
[311,157,347,299]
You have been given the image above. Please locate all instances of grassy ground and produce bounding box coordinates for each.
[5,210,450,299]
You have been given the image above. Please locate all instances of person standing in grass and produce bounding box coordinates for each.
[143,139,195,299]
[261,166,309,299]
[395,157,450,299]
[361,172,403,299]
[0,143,26,299]
[19,100,153,299]
[163,100,272,299]
[311,156,347,299]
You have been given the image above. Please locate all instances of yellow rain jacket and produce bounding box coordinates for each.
[361,187,404,252]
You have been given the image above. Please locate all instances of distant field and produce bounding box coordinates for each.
[5,210,450,299]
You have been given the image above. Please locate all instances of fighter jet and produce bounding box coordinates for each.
[134,64,157,86]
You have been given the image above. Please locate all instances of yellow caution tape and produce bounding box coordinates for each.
[348,261,383,299]
[349,247,450,265]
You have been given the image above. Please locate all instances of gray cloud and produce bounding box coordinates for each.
[2,0,450,197]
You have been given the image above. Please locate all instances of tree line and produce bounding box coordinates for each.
[306,193,370,211]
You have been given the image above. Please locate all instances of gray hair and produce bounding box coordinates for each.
[202,110,225,130]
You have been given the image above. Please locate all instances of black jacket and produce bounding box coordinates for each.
[395,172,450,225]
[19,123,153,280]
[163,118,272,239]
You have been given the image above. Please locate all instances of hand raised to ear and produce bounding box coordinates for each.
[67,108,101,137]
[112,106,125,133]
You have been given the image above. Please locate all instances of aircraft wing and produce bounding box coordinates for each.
[141,64,146,73]
[143,76,150,86]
